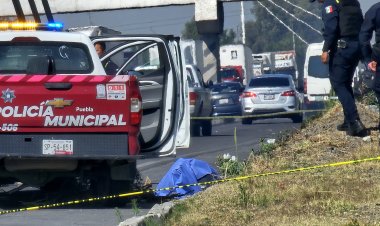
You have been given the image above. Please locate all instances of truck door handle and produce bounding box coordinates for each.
[44,83,73,90]
[139,81,160,86]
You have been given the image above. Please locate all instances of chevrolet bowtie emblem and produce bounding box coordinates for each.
[46,98,73,108]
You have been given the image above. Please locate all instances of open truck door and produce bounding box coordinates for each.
[92,35,190,157]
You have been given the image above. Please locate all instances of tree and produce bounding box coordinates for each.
[245,1,323,81]
[220,29,237,45]
[182,17,200,40]
[181,17,237,44]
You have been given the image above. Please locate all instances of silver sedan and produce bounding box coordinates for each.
[241,74,303,124]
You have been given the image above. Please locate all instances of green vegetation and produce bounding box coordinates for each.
[215,154,246,177]
[181,16,237,45]
[164,102,380,225]
[131,199,140,216]
[114,207,124,224]
[360,90,378,106]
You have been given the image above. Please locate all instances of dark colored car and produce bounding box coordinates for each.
[211,82,244,117]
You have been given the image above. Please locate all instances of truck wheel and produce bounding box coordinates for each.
[191,122,201,137]
[291,114,303,123]
[242,118,253,125]
[223,118,235,123]
[201,120,212,136]
[89,164,134,207]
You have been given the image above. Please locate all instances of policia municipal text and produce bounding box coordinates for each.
[310,0,366,137]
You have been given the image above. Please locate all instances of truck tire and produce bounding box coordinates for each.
[242,118,253,125]
[191,122,201,137]
[291,113,303,123]
[201,120,212,136]
[89,162,136,207]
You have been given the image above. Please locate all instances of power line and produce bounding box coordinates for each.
[257,0,308,45]
[280,0,321,20]
[266,0,322,35]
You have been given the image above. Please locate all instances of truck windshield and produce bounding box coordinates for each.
[220,69,238,78]
[0,42,93,74]
[308,56,329,78]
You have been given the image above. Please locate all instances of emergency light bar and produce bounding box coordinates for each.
[0,22,63,31]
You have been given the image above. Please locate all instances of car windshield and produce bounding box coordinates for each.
[220,69,238,78]
[211,83,241,93]
[249,77,289,87]
[308,55,329,78]
[0,41,93,74]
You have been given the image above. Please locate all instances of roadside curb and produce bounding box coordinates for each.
[118,201,175,226]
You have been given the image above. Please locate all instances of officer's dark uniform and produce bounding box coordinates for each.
[360,3,380,128]
[103,59,119,75]
[316,0,365,136]
[360,3,380,90]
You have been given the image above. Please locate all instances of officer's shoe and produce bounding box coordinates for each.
[347,120,367,137]
[337,121,349,131]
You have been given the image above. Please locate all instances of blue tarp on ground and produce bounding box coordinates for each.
[155,158,219,197]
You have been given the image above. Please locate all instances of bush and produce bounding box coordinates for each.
[216,154,246,177]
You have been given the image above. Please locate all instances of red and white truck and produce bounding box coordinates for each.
[0,24,189,195]
[219,44,253,85]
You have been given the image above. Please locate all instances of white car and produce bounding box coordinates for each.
[241,74,303,124]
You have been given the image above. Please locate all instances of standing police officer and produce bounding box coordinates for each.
[310,0,365,137]
[360,2,380,128]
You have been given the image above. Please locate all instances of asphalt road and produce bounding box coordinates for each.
[0,118,301,226]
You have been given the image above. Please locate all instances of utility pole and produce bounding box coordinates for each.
[240,1,246,45]
[292,22,296,51]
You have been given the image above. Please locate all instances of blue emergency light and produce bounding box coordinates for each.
[47,22,63,29]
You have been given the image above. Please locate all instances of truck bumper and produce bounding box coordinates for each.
[0,133,133,159]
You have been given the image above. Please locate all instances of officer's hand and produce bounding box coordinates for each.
[321,52,329,64]
[368,61,377,72]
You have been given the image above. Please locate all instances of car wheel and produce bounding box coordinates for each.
[242,118,253,125]
[291,113,303,123]
[191,121,201,137]
[223,118,235,123]
[201,120,212,136]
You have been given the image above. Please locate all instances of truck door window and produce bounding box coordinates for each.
[231,50,237,59]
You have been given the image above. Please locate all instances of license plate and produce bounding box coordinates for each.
[314,96,324,101]
[43,140,73,155]
[219,98,229,104]
[264,94,275,100]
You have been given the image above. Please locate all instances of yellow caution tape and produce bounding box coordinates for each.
[1,155,378,215]
[191,109,327,120]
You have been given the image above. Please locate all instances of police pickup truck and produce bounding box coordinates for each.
[0,22,189,196]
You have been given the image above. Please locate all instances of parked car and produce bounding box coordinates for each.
[186,64,213,136]
[241,74,303,124]
[210,82,244,117]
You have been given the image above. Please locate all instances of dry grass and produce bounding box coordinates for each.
[165,102,380,226]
